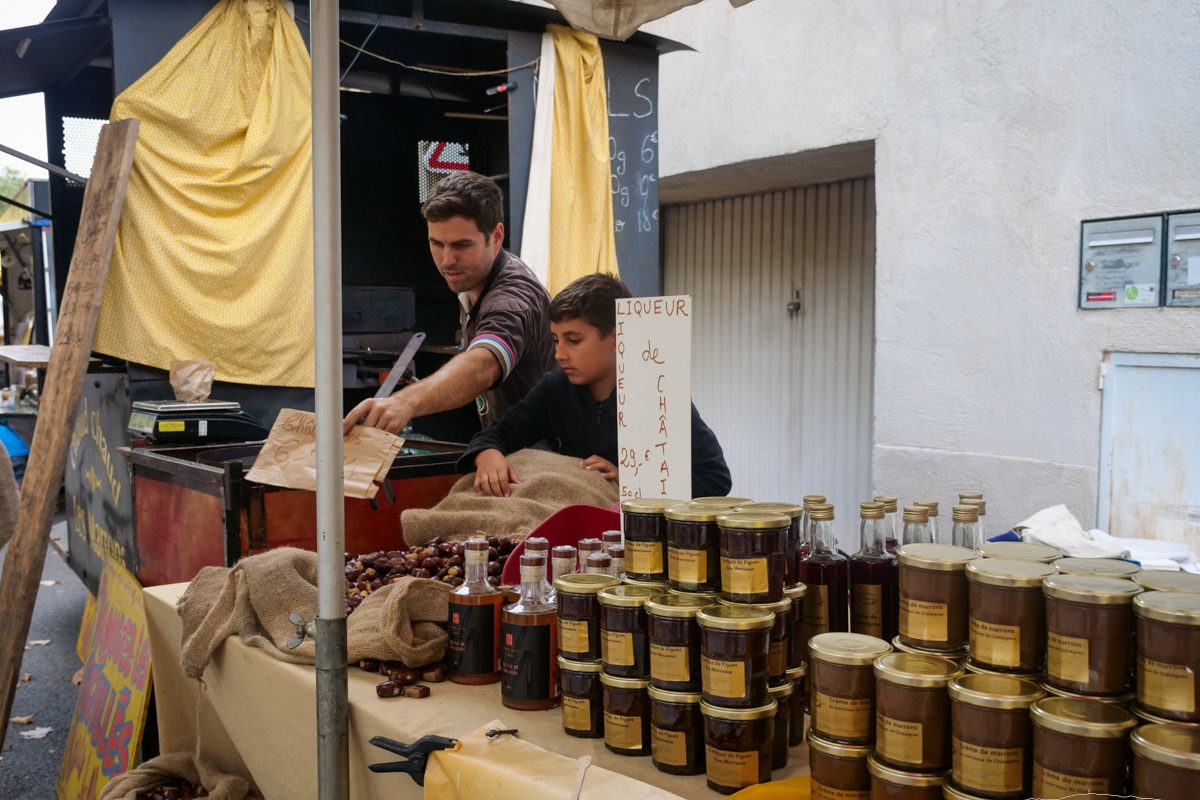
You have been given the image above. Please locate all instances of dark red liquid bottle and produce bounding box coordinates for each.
[799,503,848,649]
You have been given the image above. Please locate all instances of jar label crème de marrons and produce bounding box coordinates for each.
[602,630,635,666]
[810,779,870,800]
[651,725,688,766]
[970,618,1021,668]
[812,691,873,739]
[1138,657,1197,712]
[705,746,758,788]
[559,619,589,655]
[804,584,831,632]
[852,583,883,638]
[562,696,591,731]
[721,556,769,594]
[604,711,642,750]
[1033,765,1106,798]
[900,595,948,641]
[701,655,747,699]
[669,546,706,583]
[626,541,664,574]
[1047,632,1089,683]
[877,714,924,765]
[651,643,691,682]
[953,738,1023,794]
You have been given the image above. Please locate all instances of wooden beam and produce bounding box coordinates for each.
[0,118,139,749]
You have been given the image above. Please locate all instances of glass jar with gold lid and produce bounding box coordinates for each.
[808,632,892,745]
[1133,590,1200,721]
[717,511,790,603]
[736,501,804,586]
[965,558,1056,672]
[1133,569,1200,593]
[555,573,619,661]
[978,541,1061,563]
[874,652,962,771]
[597,585,660,678]
[692,496,753,508]
[664,502,722,592]
[725,597,792,686]
[897,543,977,651]
[702,699,776,795]
[645,593,714,692]
[621,498,686,581]
[1054,557,1141,579]
[697,605,774,708]
[1130,723,1200,800]
[647,685,704,775]
[948,674,1045,799]
[766,680,793,770]
[1042,574,1141,695]
[600,672,652,756]
[867,754,947,800]
[1030,696,1135,798]
[807,730,872,800]
[786,662,807,746]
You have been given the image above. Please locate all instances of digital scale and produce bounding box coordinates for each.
[128,400,269,445]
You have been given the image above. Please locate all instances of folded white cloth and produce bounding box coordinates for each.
[1015,505,1130,558]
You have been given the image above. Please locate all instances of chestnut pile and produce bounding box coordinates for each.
[135,781,208,799]
[343,535,516,616]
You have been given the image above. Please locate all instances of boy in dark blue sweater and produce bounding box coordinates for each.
[457,273,732,498]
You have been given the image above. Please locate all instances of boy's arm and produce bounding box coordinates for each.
[689,403,733,497]
[455,373,556,474]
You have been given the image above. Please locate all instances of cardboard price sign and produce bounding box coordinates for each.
[56,560,152,800]
[614,295,692,501]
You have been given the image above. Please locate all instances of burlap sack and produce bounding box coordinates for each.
[177,547,449,679]
[97,752,258,800]
[400,449,619,548]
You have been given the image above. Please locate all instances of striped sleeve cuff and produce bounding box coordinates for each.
[468,334,515,379]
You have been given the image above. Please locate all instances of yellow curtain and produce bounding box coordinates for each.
[547,24,620,296]
[94,0,314,388]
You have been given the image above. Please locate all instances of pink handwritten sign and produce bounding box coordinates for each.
[614,295,692,500]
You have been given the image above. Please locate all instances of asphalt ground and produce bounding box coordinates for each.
[0,523,89,800]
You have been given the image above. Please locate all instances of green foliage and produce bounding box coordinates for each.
[0,166,27,203]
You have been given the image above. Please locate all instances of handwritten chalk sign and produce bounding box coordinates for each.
[615,296,692,501]
[56,560,152,800]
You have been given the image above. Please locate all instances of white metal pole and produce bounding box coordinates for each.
[312,0,349,797]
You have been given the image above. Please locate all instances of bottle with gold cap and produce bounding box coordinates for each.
[901,505,932,546]
[873,495,900,554]
[914,500,941,544]
[951,505,982,551]
[963,498,987,542]
[851,501,897,641]
[800,502,849,643]
[800,494,826,561]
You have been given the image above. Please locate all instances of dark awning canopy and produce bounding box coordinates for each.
[540,0,756,40]
[0,15,109,100]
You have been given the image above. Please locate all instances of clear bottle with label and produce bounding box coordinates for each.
[585,551,612,575]
[800,503,849,645]
[576,537,603,570]
[900,505,931,546]
[874,495,901,554]
[962,498,987,543]
[551,544,578,582]
[523,536,553,601]
[951,505,982,551]
[913,501,940,544]
[851,501,897,641]
[606,545,625,580]
[501,552,560,710]
[448,537,504,685]
[800,494,827,560]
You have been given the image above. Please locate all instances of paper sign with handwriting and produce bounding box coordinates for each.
[246,409,404,499]
[615,296,691,501]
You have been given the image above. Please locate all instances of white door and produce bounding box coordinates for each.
[1098,352,1200,545]
[663,178,875,547]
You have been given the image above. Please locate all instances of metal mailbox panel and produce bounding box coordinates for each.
[1079,216,1163,309]
[1166,211,1200,307]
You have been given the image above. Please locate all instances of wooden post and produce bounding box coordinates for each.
[0,118,139,747]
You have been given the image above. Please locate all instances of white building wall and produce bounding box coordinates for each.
[643,1,1200,532]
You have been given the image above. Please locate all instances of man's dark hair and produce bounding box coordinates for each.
[421,171,504,235]
[549,273,632,335]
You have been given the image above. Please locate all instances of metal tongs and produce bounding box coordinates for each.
[367,734,459,786]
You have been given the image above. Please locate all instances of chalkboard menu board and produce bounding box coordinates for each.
[600,40,660,298]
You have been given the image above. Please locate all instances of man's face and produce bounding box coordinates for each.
[427,215,504,298]
[551,316,617,393]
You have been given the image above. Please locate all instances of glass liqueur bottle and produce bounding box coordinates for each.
[873,495,900,554]
[850,501,897,641]
[799,494,826,562]
[800,502,849,642]
[914,500,941,544]
[963,498,987,542]
[900,504,932,546]
[448,537,504,685]
[523,536,554,601]
[951,504,983,551]
[501,552,560,710]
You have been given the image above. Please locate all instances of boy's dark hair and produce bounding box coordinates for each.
[421,171,504,235]
[548,273,632,335]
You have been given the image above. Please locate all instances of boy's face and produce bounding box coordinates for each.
[550,316,617,397]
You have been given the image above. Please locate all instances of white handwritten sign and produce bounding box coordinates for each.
[615,296,692,501]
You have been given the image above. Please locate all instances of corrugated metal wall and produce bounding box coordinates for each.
[663,178,875,548]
